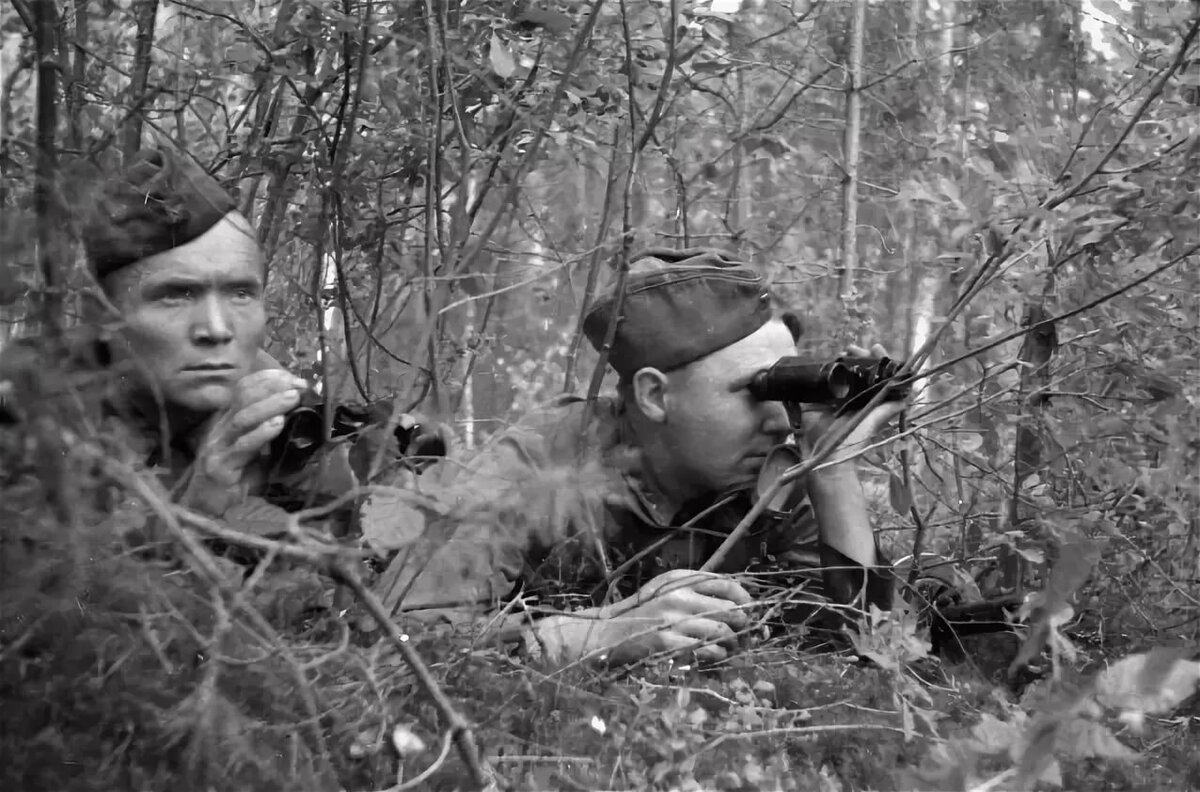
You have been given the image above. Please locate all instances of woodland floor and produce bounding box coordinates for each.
[7,567,1196,792]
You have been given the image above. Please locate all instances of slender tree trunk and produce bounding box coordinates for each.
[65,0,88,151]
[1005,299,1057,595]
[933,0,955,125]
[34,0,61,336]
[459,299,476,450]
[838,0,866,305]
[122,0,159,158]
[562,124,623,394]
[258,57,330,262]
[235,0,298,202]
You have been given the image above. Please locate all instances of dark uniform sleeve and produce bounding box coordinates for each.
[766,484,895,612]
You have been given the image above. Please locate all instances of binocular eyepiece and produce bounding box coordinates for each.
[748,355,910,410]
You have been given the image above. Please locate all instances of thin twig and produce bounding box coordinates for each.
[1043,15,1200,212]
[693,723,907,758]
[930,242,1199,379]
[329,562,493,790]
[452,0,608,280]
[562,122,625,393]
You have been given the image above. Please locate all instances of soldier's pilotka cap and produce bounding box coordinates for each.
[583,248,774,377]
[82,148,237,279]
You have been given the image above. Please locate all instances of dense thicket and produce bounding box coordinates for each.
[1,1,1197,790]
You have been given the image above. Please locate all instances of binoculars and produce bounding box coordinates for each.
[748,355,911,411]
[269,392,446,475]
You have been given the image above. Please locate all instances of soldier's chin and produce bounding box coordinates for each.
[171,383,234,414]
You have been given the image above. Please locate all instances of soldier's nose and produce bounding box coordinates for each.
[192,296,234,344]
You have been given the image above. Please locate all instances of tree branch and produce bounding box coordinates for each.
[1043,16,1200,211]
[121,0,159,158]
[34,0,61,336]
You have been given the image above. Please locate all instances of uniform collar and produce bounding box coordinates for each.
[600,398,683,528]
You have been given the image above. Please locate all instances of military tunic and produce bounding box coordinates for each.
[382,394,889,624]
[0,327,353,539]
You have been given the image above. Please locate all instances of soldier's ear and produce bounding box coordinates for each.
[631,367,669,423]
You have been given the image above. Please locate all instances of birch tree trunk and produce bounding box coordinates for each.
[837,0,866,305]
[907,0,954,400]
[66,0,88,151]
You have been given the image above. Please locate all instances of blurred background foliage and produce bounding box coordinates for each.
[0,0,1197,789]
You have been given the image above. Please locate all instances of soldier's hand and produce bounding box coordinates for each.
[596,569,752,665]
[196,369,311,487]
[799,343,907,464]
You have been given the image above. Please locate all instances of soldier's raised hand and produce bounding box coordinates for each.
[595,569,753,665]
[194,368,310,488]
[798,342,908,465]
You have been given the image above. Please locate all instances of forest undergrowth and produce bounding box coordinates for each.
[3,1,1200,790]
[2,401,1197,792]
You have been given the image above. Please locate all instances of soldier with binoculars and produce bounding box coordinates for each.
[390,248,910,667]
[0,148,445,537]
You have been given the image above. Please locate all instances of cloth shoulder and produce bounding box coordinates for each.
[374,394,628,616]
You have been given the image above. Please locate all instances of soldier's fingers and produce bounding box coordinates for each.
[694,645,728,663]
[639,569,719,600]
[655,631,728,664]
[204,415,287,481]
[231,369,309,409]
[845,344,870,358]
[688,575,754,607]
[688,593,749,630]
[673,617,737,649]
[228,388,303,434]
[869,343,890,359]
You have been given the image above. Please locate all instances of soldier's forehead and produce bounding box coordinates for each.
[683,319,795,385]
[127,216,264,285]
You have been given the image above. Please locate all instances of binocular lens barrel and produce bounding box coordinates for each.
[278,406,325,450]
[748,355,909,407]
[748,360,852,403]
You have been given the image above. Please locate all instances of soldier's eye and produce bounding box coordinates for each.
[226,282,261,302]
[160,286,194,303]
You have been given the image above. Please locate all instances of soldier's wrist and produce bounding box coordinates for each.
[524,612,618,666]
[806,465,863,496]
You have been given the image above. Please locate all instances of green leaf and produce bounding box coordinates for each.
[489,32,516,78]
[956,431,984,452]
[888,472,913,516]
[225,42,258,69]
[516,7,573,35]
[360,486,434,553]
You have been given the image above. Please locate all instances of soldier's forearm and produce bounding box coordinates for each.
[806,467,877,567]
